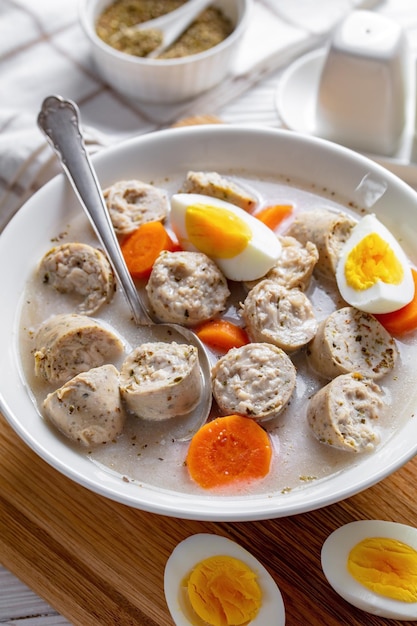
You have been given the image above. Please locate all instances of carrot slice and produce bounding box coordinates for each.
[374,268,417,335]
[195,319,250,352]
[121,221,179,279]
[255,204,293,230]
[186,414,272,489]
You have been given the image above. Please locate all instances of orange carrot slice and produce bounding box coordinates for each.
[186,414,272,489]
[121,221,179,279]
[195,319,250,352]
[255,204,293,230]
[374,268,417,335]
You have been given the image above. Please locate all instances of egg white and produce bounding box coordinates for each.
[164,533,285,626]
[321,520,417,620]
[336,214,414,314]
[170,194,282,281]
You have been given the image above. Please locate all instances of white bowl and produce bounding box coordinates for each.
[79,0,250,103]
[2,125,417,521]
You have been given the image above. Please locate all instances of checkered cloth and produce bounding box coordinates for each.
[0,0,382,231]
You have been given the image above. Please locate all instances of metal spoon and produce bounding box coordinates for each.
[37,94,212,441]
[134,0,213,58]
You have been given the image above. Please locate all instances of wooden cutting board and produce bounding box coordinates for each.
[1,410,417,626]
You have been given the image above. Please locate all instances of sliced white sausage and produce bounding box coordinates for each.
[211,342,296,422]
[103,179,169,236]
[286,208,356,281]
[307,372,385,453]
[34,313,124,384]
[38,242,115,315]
[43,364,124,447]
[306,306,398,380]
[241,279,318,353]
[120,341,201,420]
[244,235,319,292]
[180,170,257,212]
[146,250,230,326]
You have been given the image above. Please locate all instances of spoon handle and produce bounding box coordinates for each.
[37,95,152,326]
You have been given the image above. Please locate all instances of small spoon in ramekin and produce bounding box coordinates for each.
[134,0,213,58]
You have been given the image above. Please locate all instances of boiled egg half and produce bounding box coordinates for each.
[336,213,414,314]
[170,194,282,281]
[321,520,417,620]
[164,533,285,626]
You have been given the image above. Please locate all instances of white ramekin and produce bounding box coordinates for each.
[79,0,250,103]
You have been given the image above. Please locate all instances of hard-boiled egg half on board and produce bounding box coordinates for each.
[170,194,282,281]
[321,520,417,620]
[164,533,285,626]
[336,213,414,314]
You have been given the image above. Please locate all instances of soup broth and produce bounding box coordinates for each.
[18,172,417,497]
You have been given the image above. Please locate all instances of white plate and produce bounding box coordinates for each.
[2,124,417,521]
[276,48,324,135]
[276,48,417,187]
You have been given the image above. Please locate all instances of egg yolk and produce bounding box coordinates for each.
[186,555,262,626]
[347,537,417,602]
[185,204,252,259]
[344,233,404,290]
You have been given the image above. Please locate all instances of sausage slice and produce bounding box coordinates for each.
[146,250,230,326]
[244,235,319,292]
[43,364,124,447]
[120,341,201,420]
[306,306,398,380]
[307,373,385,453]
[34,313,124,384]
[286,208,356,281]
[242,280,318,353]
[212,342,296,422]
[38,242,115,315]
[180,170,257,212]
[103,179,169,236]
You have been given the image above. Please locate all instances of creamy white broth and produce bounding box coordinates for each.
[18,172,417,497]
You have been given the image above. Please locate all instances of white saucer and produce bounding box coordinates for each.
[275,48,326,135]
[275,48,417,187]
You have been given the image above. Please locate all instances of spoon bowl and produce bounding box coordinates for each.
[134,0,214,58]
[37,95,212,441]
